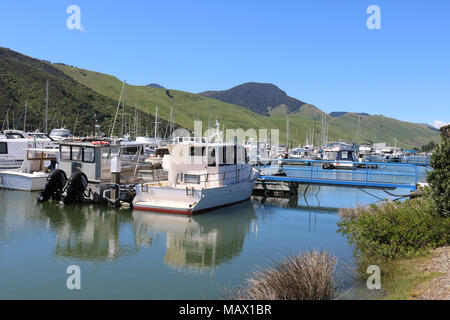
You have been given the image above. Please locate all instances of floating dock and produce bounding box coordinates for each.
[255,159,422,197]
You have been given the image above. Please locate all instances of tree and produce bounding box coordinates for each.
[421,140,436,153]
[427,125,450,218]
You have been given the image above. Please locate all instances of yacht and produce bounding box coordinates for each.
[322,147,357,170]
[49,128,73,141]
[357,145,372,162]
[0,147,58,191]
[133,130,259,215]
[0,133,32,169]
[2,129,54,148]
[289,147,312,160]
[37,138,153,205]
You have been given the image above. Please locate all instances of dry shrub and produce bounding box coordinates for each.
[231,250,338,300]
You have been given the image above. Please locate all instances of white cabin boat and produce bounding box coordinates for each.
[0,135,32,169]
[0,148,58,191]
[49,128,73,141]
[133,136,259,215]
[289,148,312,160]
[322,148,357,169]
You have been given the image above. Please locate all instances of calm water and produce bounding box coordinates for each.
[0,172,426,299]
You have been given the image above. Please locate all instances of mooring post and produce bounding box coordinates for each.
[110,156,121,207]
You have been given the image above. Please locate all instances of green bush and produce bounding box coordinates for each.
[427,137,450,218]
[337,198,450,261]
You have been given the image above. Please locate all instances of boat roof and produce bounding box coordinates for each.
[324,148,354,152]
[291,148,308,152]
[56,138,119,147]
[25,148,59,154]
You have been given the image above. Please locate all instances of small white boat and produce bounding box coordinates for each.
[289,148,312,160]
[322,148,357,170]
[49,128,73,141]
[133,126,259,215]
[0,148,59,191]
[0,135,32,169]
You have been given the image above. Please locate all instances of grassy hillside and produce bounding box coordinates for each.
[0,46,438,148]
[54,64,277,136]
[0,48,170,137]
[328,113,439,148]
[53,63,439,148]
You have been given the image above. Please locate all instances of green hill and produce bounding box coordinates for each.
[55,63,438,148]
[201,82,314,117]
[328,113,440,148]
[53,64,279,136]
[0,47,170,136]
[0,47,439,148]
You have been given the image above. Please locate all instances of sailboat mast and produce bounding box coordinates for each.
[122,80,126,136]
[73,114,78,136]
[134,104,138,138]
[24,101,27,132]
[110,80,126,138]
[45,80,48,133]
[154,107,158,140]
[170,107,174,137]
[286,114,290,148]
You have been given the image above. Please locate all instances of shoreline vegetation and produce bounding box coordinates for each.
[227,250,339,300]
[338,197,449,300]
[338,125,450,300]
[231,125,449,300]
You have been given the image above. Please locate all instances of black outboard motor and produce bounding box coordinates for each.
[37,169,68,202]
[61,171,89,204]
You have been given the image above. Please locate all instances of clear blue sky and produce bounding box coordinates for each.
[1,0,449,126]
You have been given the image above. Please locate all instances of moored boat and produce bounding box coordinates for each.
[0,148,58,191]
[133,134,259,215]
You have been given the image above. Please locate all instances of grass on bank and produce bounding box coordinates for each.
[380,255,443,300]
[338,194,449,299]
[227,250,338,300]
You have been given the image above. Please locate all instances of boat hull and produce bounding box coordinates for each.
[0,172,48,191]
[133,179,257,215]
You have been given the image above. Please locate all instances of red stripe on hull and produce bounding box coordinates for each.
[133,198,250,216]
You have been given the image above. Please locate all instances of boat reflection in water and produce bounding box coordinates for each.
[38,202,137,262]
[132,201,257,270]
[37,198,257,270]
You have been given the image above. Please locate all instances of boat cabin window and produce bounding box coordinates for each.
[72,147,82,161]
[156,148,169,157]
[59,145,96,163]
[102,148,111,160]
[184,174,200,184]
[218,146,236,166]
[338,151,354,161]
[0,142,7,154]
[84,147,95,163]
[61,146,71,160]
[324,151,337,160]
[207,147,216,167]
[5,132,25,139]
[237,145,246,164]
[190,147,205,157]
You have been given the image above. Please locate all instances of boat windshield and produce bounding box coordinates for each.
[50,129,72,138]
[4,132,26,139]
[323,151,337,160]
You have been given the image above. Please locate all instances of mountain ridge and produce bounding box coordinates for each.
[200,82,325,118]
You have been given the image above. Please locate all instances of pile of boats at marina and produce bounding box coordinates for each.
[0,124,259,215]
[0,124,431,215]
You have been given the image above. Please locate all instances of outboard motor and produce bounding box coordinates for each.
[61,171,89,204]
[37,169,68,202]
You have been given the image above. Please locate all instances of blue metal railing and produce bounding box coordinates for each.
[259,159,422,190]
[366,155,430,166]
